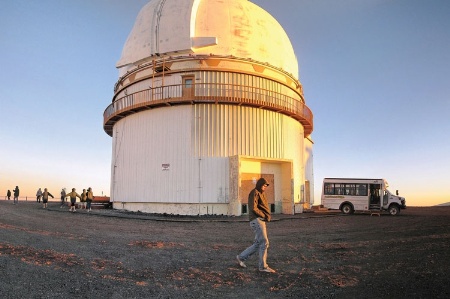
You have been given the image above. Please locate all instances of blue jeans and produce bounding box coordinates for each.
[238,218,269,270]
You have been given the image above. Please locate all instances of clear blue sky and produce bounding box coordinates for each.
[1,0,449,206]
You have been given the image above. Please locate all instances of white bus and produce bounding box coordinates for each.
[321,178,406,216]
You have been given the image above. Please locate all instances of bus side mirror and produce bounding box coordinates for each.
[396,190,399,196]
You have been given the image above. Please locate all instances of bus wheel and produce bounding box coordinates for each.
[389,205,400,216]
[341,204,353,215]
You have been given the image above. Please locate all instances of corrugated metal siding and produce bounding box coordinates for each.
[193,104,286,158]
[111,106,230,204]
[304,138,314,205]
[112,106,192,203]
[111,104,304,205]
[196,70,302,103]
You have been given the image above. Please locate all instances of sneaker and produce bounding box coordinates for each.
[259,267,276,273]
[236,255,246,268]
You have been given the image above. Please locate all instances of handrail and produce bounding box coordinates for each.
[103,83,313,136]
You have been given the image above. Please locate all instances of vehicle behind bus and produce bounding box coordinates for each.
[321,178,406,216]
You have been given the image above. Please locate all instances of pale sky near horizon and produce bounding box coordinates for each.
[1,0,449,206]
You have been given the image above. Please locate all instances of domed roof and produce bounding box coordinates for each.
[117,0,299,78]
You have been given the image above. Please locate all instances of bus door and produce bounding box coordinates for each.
[369,184,381,209]
[383,190,389,206]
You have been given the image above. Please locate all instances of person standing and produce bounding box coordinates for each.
[80,189,87,209]
[13,186,19,205]
[60,188,66,208]
[36,188,43,203]
[86,187,94,212]
[236,178,276,273]
[41,188,54,209]
[7,189,11,200]
[65,188,81,212]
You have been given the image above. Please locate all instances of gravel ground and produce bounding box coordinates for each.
[1,200,449,298]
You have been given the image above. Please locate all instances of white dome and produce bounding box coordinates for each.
[117,0,299,78]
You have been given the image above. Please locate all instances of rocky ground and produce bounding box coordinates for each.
[0,200,449,298]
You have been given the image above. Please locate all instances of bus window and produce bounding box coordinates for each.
[345,184,356,195]
[356,184,368,196]
[324,183,334,195]
[335,184,344,195]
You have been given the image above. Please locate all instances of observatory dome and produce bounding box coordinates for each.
[117,0,299,78]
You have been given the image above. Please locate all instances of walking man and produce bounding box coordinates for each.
[236,178,276,273]
[80,189,87,209]
[36,188,43,203]
[13,186,19,205]
[42,188,54,209]
[86,187,94,212]
[60,188,66,208]
[65,188,81,212]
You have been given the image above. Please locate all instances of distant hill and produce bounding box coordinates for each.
[435,202,450,207]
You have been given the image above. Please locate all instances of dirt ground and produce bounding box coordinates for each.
[1,200,449,299]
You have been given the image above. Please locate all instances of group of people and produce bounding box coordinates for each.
[6,186,94,212]
[6,186,53,208]
[22,187,57,209]
[60,187,94,212]
[6,186,20,204]
[34,187,54,208]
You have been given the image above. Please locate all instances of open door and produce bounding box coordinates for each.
[369,184,381,210]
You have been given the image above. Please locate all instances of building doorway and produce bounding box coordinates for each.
[182,76,194,98]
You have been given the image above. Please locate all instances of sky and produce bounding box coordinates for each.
[1,0,449,206]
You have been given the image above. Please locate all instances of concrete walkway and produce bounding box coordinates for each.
[45,201,340,222]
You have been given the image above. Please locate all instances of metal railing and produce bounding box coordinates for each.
[2,196,57,202]
[103,83,313,136]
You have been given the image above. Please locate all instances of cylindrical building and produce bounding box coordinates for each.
[103,0,314,216]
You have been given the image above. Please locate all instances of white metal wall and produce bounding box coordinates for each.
[110,104,304,206]
[193,104,289,157]
[304,138,315,205]
[111,105,230,204]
